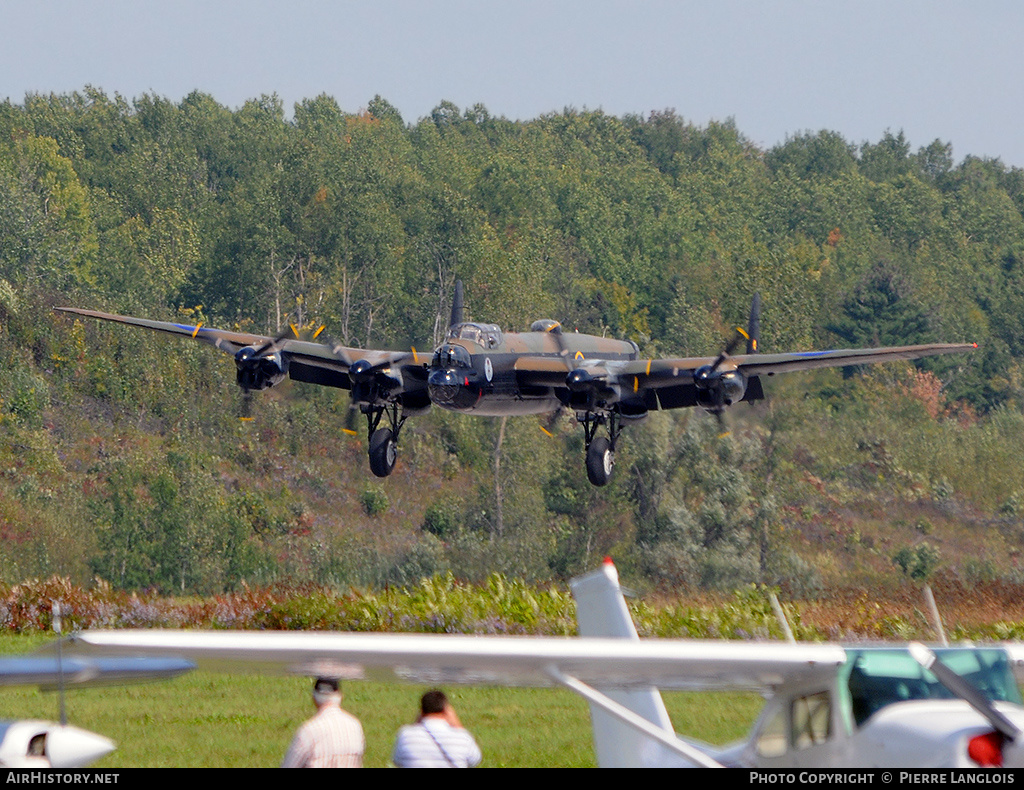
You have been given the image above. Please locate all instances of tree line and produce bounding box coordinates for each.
[1,88,1023,596]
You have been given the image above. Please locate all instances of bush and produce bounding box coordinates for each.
[892,542,941,581]
[359,486,389,517]
[422,500,461,538]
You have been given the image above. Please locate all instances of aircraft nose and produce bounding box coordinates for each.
[428,369,461,405]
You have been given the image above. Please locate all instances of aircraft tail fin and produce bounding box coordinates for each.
[449,280,464,329]
[740,292,765,402]
[746,292,761,354]
[571,559,695,767]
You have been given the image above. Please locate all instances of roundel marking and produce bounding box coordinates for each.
[484,357,493,382]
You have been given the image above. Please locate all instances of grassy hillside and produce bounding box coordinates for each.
[1,92,1023,601]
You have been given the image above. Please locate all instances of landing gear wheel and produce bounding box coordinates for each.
[586,436,614,487]
[368,428,398,477]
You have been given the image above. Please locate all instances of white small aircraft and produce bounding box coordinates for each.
[61,562,1024,768]
[0,654,194,767]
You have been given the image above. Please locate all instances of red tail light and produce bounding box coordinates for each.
[968,731,1004,767]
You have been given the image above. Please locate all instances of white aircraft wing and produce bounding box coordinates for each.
[0,656,194,689]
[64,629,845,692]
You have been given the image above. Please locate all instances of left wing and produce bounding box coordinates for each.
[632,343,978,380]
[63,629,844,692]
[638,343,977,406]
[515,342,977,411]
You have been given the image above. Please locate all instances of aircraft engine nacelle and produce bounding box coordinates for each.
[566,369,596,392]
[564,368,617,412]
[347,358,405,406]
[693,366,747,411]
[235,347,288,391]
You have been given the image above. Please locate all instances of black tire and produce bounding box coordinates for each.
[368,428,398,477]
[586,436,614,487]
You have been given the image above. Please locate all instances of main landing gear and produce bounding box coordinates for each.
[580,411,621,487]
[365,401,406,478]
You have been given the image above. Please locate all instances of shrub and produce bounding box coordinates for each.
[359,486,389,517]
[422,500,461,538]
[892,542,941,581]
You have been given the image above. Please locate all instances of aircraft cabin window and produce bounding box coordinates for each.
[844,648,1022,727]
[754,706,787,758]
[791,691,832,750]
[433,344,472,369]
[451,323,502,348]
[28,733,46,757]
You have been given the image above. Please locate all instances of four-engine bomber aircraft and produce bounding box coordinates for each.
[58,284,976,486]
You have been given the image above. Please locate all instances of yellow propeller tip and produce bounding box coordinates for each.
[539,426,555,438]
[341,429,358,436]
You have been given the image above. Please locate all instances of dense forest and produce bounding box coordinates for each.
[2,87,1024,600]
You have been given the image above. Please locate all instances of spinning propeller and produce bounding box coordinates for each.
[540,319,575,437]
[694,293,762,436]
[314,333,364,436]
[236,324,324,421]
[320,332,411,439]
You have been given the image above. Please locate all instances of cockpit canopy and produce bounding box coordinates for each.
[446,322,502,349]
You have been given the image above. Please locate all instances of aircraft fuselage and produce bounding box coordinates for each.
[427,322,638,416]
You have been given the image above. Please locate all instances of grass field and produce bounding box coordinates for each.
[0,634,764,767]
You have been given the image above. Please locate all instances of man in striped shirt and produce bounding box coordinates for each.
[392,689,482,768]
[282,677,365,768]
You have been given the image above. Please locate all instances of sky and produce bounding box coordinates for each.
[2,1,1023,167]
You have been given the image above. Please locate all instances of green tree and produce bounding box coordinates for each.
[0,134,97,288]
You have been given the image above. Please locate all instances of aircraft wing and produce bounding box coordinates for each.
[730,344,978,376]
[63,630,845,693]
[0,655,194,690]
[55,307,427,392]
[622,343,976,385]
[512,342,975,411]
